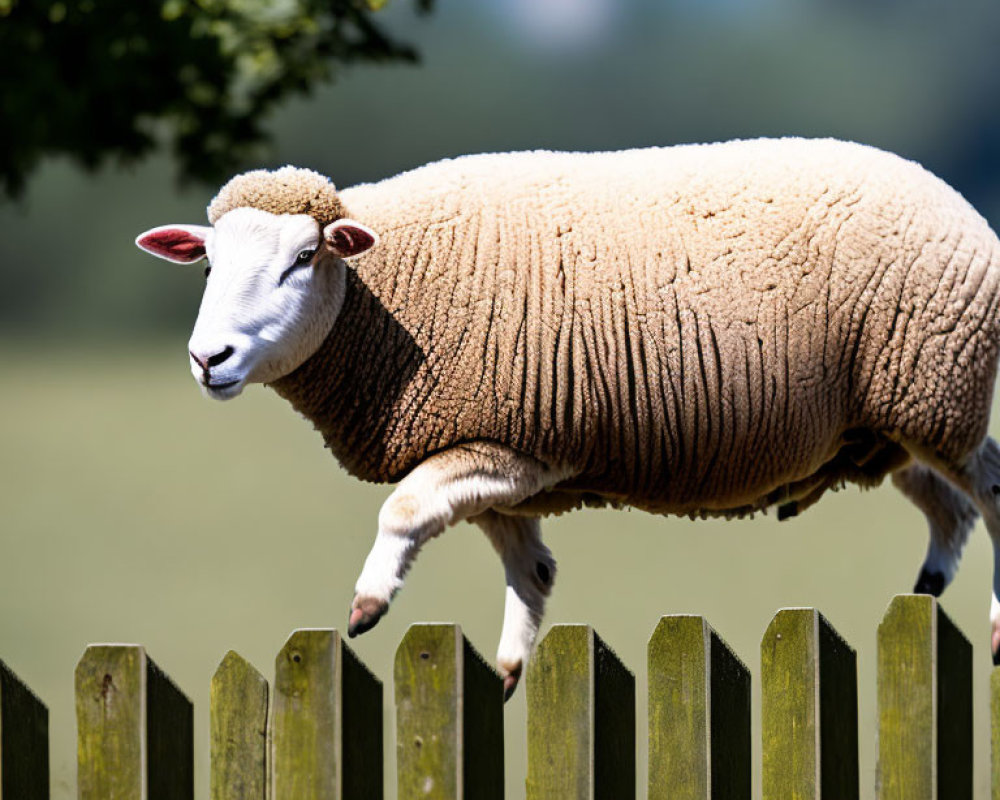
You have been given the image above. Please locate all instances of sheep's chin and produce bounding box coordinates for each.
[200,380,245,402]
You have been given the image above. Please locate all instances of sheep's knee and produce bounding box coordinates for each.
[349,444,569,641]
[473,510,554,700]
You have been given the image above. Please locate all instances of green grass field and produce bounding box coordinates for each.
[1,343,996,798]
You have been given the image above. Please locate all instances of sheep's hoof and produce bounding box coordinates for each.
[993,624,1000,666]
[499,661,522,702]
[913,568,945,597]
[347,596,388,638]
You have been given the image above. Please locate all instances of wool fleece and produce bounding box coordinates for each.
[231,139,1000,520]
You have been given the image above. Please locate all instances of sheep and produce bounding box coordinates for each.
[136,137,1000,697]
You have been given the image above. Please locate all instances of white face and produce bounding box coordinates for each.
[136,207,377,400]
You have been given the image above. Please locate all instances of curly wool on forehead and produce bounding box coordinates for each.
[207,166,345,226]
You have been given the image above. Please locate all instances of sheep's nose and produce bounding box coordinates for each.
[190,346,234,371]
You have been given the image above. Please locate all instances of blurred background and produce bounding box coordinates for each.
[3,0,1000,797]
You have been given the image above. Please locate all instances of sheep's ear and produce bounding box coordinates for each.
[323,219,378,260]
[135,224,211,263]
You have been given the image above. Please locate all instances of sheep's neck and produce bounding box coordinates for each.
[268,257,428,484]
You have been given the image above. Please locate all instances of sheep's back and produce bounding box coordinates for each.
[323,139,1000,512]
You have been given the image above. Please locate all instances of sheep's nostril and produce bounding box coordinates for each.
[189,350,208,371]
[190,346,235,372]
[207,346,235,367]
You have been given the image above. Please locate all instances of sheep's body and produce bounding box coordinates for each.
[272,138,1000,519]
[137,136,1000,693]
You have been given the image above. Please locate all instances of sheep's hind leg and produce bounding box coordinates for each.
[928,437,1000,663]
[348,441,568,640]
[892,463,979,596]
[471,509,554,700]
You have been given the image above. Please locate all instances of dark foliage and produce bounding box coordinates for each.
[0,0,431,198]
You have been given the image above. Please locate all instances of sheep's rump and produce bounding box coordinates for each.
[281,139,1000,517]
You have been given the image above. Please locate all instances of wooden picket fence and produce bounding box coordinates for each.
[0,593,992,798]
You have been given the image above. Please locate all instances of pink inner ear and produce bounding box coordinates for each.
[330,224,375,258]
[138,228,206,262]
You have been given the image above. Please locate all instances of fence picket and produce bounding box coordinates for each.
[75,645,193,800]
[7,599,989,795]
[394,623,503,800]
[0,659,49,800]
[647,615,750,800]
[526,624,635,800]
[211,651,268,800]
[761,608,858,800]
[877,594,972,800]
[271,629,382,800]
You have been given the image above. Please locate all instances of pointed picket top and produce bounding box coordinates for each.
[0,659,49,800]
[648,615,750,800]
[75,644,193,800]
[211,650,268,800]
[761,608,858,800]
[526,624,635,800]
[271,629,382,800]
[877,594,971,800]
[395,623,503,800]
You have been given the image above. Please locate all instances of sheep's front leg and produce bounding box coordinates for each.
[471,510,554,699]
[348,441,567,639]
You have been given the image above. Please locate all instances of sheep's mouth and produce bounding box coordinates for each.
[201,378,244,401]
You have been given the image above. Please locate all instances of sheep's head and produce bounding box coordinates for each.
[135,167,377,400]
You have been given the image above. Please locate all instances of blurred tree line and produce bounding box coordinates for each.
[2,0,1000,340]
[0,0,431,198]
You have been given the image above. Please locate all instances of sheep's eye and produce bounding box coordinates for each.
[204,265,212,279]
[279,249,316,286]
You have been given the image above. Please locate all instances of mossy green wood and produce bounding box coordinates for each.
[761,609,857,800]
[271,629,382,800]
[394,624,503,800]
[647,616,750,800]
[75,645,193,800]
[76,646,144,800]
[210,651,268,800]
[526,625,635,800]
[877,594,972,800]
[0,659,49,800]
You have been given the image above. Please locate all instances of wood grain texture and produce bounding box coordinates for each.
[76,646,145,800]
[210,651,268,800]
[647,615,749,800]
[75,645,192,800]
[0,659,49,800]
[877,594,971,800]
[526,625,634,800]
[271,629,382,800]
[394,624,502,800]
[761,608,857,800]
